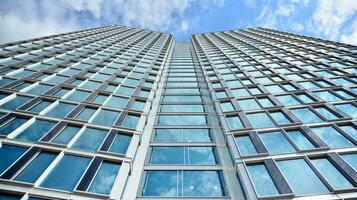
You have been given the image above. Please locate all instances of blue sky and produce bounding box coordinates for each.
[0,0,356,44]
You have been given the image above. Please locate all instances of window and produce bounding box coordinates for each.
[122,115,139,129]
[0,144,28,174]
[66,90,91,102]
[335,103,357,118]
[143,170,226,196]
[338,125,357,140]
[0,95,33,110]
[237,99,260,110]
[51,125,81,145]
[45,102,76,119]
[163,96,202,103]
[15,152,57,183]
[132,100,145,111]
[108,133,132,154]
[226,116,245,130]
[311,158,353,189]
[26,84,52,95]
[260,131,296,154]
[165,88,200,94]
[87,161,120,195]
[0,117,28,136]
[28,100,53,113]
[220,102,234,112]
[286,130,315,150]
[115,86,134,96]
[150,147,217,165]
[91,94,108,104]
[74,107,97,121]
[314,91,342,102]
[41,154,91,191]
[158,115,206,125]
[15,120,56,142]
[247,164,279,197]
[269,111,291,125]
[91,109,120,127]
[311,126,354,148]
[341,154,357,171]
[276,95,301,106]
[314,107,339,120]
[161,105,204,112]
[247,113,275,128]
[235,135,258,155]
[72,128,108,151]
[0,193,22,200]
[105,96,128,109]
[290,108,323,124]
[155,129,211,142]
[52,88,71,98]
[277,159,329,195]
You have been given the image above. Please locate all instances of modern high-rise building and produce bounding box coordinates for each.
[0,24,356,200]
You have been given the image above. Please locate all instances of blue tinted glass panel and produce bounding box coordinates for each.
[277,159,329,195]
[0,144,28,174]
[46,102,76,119]
[311,158,353,189]
[155,129,211,142]
[0,117,27,136]
[341,154,357,171]
[182,171,225,196]
[143,171,178,196]
[15,152,57,183]
[26,84,52,95]
[0,96,32,110]
[188,147,217,164]
[72,128,107,151]
[122,115,139,129]
[247,164,279,197]
[270,112,291,125]
[335,103,357,118]
[92,109,120,127]
[88,162,120,195]
[314,107,339,120]
[226,116,244,130]
[291,108,323,124]
[0,193,21,200]
[105,96,128,109]
[51,125,81,145]
[158,115,206,125]
[260,131,296,154]
[108,134,132,154]
[28,101,53,113]
[247,113,275,128]
[286,130,315,150]
[75,108,96,121]
[161,105,204,112]
[235,135,258,155]
[15,120,56,142]
[150,147,184,164]
[311,126,354,148]
[66,90,91,101]
[41,154,91,191]
[339,125,357,141]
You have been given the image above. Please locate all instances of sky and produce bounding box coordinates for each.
[0,0,356,44]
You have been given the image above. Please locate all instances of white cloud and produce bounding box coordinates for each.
[291,22,304,31]
[340,20,357,45]
[0,0,225,44]
[312,0,357,41]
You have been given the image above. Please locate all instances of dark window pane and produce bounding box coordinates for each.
[0,144,28,174]
[46,102,76,119]
[0,96,32,110]
[0,117,27,136]
[15,120,56,142]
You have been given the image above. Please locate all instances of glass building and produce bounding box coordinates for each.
[0,25,356,200]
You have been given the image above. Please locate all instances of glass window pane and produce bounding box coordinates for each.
[270,112,291,125]
[46,102,76,119]
[150,147,185,164]
[41,154,91,191]
[72,128,107,151]
[28,100,53,113]
[66,90,91,102]
[235,135,258,155]
[290,108,323,124]
[88,162,120,195]
[339,125,357,141]
[286,130,315,150]
[311,126,354,148]
[0,144,28,174]
[0,117,27,136]
[260,131,296,154]
[237,99,260,110]
[155,129,211,142]
[335,103,357,118]
[108,134,132,154]
[163,96,202,103]
[0,193,22,200]
[187,147,217,164]
[247,113,275,128]
[0,96,32,110]
[92,94,108,104]
[277,159,329,195]
[161,105,204,112]
[75,108,97,121]
[276,95,301,106]
[226,116,244,130]
[91,109,120,127]
[182,171,226,196]
[311,158,353,189]
[247,164,279,197]
[158,115,206,125]
[143,171,178,196]
[51,125,81,145]
[314,107,339,120]
[341,154,357,171]
[122,115,139,129]
[15,152,57,183]
[105,96,128,109]
[15,120,56,142]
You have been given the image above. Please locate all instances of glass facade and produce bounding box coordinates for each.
[0,25,356,200]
